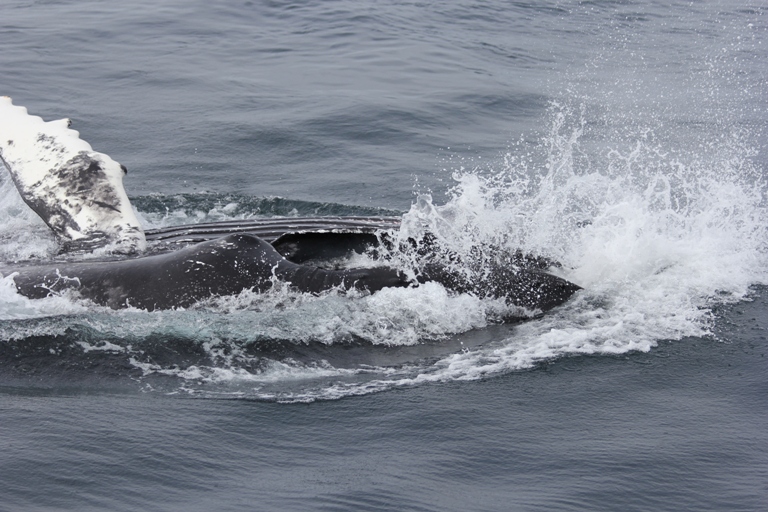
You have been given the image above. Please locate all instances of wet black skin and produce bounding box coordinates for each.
[6,233,580,313]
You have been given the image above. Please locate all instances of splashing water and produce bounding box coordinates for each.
[2,0,767,402]
[1,98,767,400]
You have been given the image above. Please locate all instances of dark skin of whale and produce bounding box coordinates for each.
[7,234,406,311]
[6,233,581,313]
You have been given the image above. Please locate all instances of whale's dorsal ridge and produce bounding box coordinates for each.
[0,97,146,253]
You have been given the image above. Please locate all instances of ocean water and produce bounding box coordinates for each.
[1,0,767,510]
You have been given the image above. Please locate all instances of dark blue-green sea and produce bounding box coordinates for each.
[1,1,767,510]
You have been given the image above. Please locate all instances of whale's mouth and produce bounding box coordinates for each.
[144,215,402,246]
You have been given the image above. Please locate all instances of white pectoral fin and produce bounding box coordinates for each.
[0,97,146,253]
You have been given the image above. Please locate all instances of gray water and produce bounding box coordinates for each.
[1,0,767,510]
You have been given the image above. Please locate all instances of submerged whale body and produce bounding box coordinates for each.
[0,97,581,315]
[8,233,409,311]
[7,232,580,312]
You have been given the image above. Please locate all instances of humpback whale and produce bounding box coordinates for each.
[0,97,581,314]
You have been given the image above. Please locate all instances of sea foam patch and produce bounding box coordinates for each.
[0,13,765,400]
[1,97,765,402]
[0,93,764,402]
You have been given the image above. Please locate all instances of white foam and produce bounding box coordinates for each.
[2,98,765,401]
[2,95,764,401]
[0,172,58,261]
[76,340,128,353]
[1,12,765,402]
[60,282,496,347]
[0,273,90,325]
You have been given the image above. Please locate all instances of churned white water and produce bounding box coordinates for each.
[1,94,765,401]
[0,0,765,401]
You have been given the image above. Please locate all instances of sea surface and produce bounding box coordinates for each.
[1,0,767,510]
